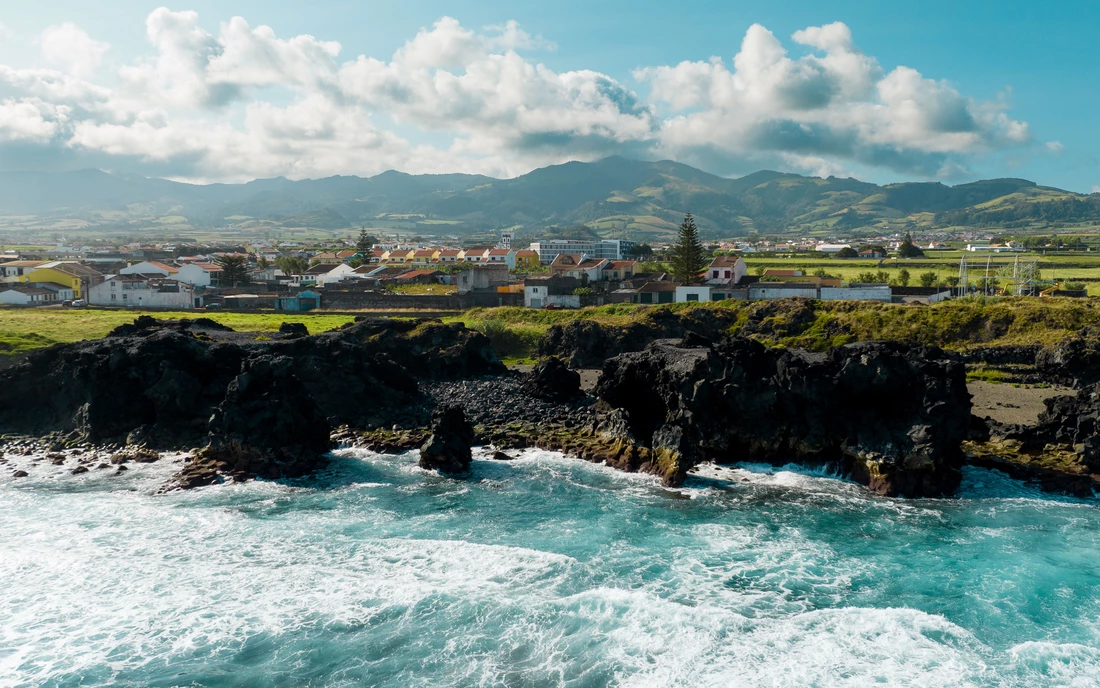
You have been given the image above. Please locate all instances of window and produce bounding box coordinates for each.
[110,294,116,302]
[686,293,699,302]
[712,270,719,278]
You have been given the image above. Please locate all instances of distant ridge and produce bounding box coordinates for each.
[1,158,1096,237]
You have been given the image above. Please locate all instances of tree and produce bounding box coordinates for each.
[356,229,377,255]
[919,271,938,288]
[898,268,911,287]
[836,247,859,258]
[669,213,707,284]
[215,255,249,287]
[897,232,925,258]
[276,256,309,276]
[627,243,654,260]
[257,256,270,270]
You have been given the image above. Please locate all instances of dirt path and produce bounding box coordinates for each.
[968,380,1073,425]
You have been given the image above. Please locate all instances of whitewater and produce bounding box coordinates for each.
[2,448,1099,687]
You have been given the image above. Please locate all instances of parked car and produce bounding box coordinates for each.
[61,300,73,307]
[71,299,87,308]
[543,303,562,310]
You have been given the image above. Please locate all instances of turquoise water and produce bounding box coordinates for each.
[2,449,1099,687]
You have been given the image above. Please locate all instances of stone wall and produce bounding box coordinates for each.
[321,290,522,310]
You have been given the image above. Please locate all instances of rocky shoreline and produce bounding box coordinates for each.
[2,313,1099,498]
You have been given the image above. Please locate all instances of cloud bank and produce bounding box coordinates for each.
[0,10,1031,182]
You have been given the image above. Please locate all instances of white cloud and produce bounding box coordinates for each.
[0,12,1033,182]
[0,21,13,42]
[1046,140,1064,153]
[639,22,1029,177]
[37,23,109,78]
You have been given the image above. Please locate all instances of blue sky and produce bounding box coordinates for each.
[0,1,1096,190]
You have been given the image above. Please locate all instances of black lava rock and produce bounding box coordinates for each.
[419,406,474,474]
[522,357,581,402]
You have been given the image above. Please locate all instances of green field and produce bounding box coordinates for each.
[743,250,1100,294]
[0,309,358,357]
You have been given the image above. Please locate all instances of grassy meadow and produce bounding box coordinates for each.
[0,308,358,357]
[3,296,1100,363]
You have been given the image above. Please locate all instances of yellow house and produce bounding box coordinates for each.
[410,249,438,265]
[510,249,540,270]
[382,249,414,264]
[22,262,103,298]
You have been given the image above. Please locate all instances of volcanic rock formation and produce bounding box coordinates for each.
[595,336,972,496]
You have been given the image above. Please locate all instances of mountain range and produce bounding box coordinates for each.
[1,156,1097,240]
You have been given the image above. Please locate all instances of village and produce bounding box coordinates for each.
[0,230,973,313]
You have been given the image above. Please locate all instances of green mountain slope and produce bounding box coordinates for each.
[1,158,1097,238]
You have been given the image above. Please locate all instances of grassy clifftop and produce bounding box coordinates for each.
[3,298,1098,362]
[452,298,1100,358]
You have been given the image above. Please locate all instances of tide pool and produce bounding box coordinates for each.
[1,449,1098,687]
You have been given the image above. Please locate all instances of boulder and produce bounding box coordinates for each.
[208,355,329,470]
[278,322,309,337]
[522,357,581,402]
[419,406,474,474]
[595,337,971,495]
[1036,325,1100,386]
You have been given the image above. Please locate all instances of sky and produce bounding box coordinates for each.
[0,1,1096,190]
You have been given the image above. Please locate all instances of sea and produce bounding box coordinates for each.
[1,448,1098,687]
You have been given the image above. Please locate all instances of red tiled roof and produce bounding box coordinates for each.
[709,255,741,268]
[396,269,441,279]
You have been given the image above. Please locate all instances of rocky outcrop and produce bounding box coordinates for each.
[522,357,581,402]
[0,317,502,446]
[1036,324,1100,386]
[0,317,503,487]
[165,356,332,490]
[538,301,835,368]
[538,308,743,367]
[595,336,972,495]
[419,406,474,474]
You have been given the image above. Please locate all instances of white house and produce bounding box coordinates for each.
[675,285,714,302]
[0,260,47,282]
[176,263,222,287]
[820,284,892,301]
[815,244,853,254]
[524,282,581,309]
[316,263,358,285]
[705,255,747,285]
[0,286,56,305]
[119,261,177,277]
[88,275,195,309]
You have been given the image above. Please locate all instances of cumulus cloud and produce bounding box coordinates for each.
[37,23,109,78]
[0,21,13,42]
[638,22,1029,177]
[0,12,1033,182]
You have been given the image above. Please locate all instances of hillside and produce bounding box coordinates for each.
[1,158,1098,239]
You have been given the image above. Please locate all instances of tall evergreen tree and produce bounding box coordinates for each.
[214,255,249,287]
[897,232,925,258]
[356,228,377,255]
[670,213,707,284]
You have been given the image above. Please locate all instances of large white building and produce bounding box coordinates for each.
[88,275,195,309]
[530,239,636,264]
[176,263,222,287]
